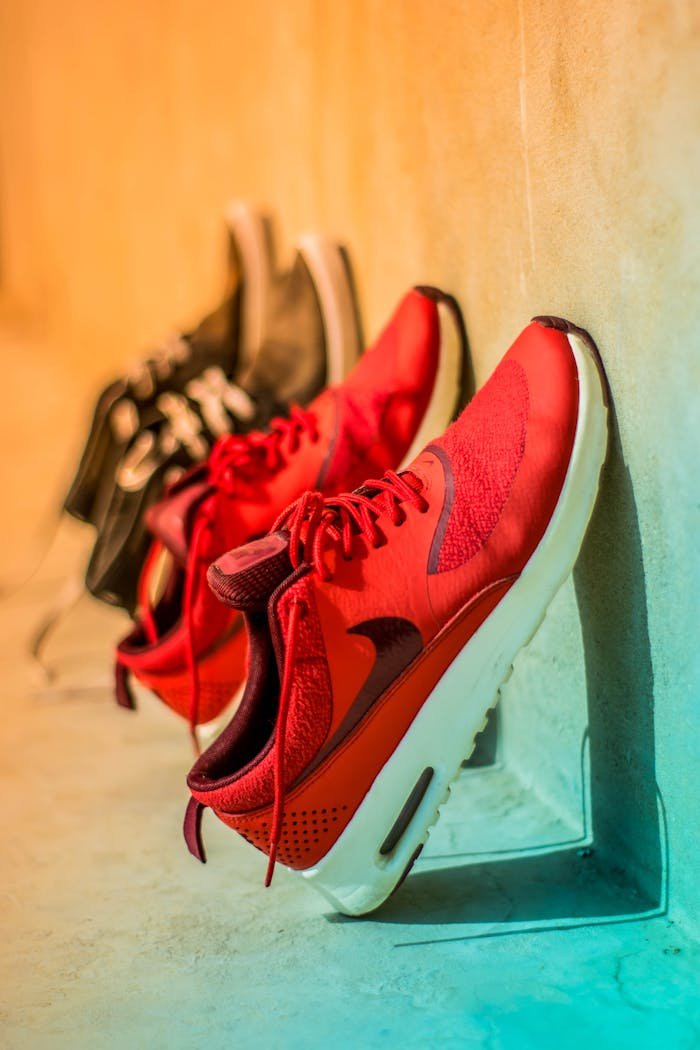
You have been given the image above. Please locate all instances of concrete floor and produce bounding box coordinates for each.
[2,526,698,1050]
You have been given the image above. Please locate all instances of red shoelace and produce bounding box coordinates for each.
[273,469,428,580]
[206,406,319,495]
[134,407,319,752]
[263,469,429,883]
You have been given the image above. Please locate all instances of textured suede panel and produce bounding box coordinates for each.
[432,358,529,572]
[198,575,333,814]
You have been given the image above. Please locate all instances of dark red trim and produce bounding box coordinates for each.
[425,443,454,575]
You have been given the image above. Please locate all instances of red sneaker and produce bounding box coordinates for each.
[185,316,609,914]
[115,288,469,746]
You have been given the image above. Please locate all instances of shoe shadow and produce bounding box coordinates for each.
[573,398,662,905]
[353,393,665,931]
[366,844,655,927]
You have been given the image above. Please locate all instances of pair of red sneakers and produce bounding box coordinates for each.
[119,292,608,915]
[116,287,469,737]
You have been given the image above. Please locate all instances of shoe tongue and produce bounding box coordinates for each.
[146,478,212,565]
[207,531,293,611]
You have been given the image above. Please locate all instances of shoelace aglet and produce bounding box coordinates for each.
[264,845,278,887]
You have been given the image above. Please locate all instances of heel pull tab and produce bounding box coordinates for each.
[184,797,207,863]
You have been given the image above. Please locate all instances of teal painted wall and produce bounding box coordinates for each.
[489,3,700,931]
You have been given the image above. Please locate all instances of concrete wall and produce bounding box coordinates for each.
[1,1,698,930]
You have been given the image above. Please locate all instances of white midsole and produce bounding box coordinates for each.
[300,332,608,915]
[399,298,465,468]
[224,201,274,366]
[297,233,362,384]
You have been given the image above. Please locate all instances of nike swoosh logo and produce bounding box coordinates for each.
[425,443,454,575]
[285,575,518,831]
[301,617,423,779]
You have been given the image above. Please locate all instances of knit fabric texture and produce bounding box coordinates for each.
[433,357,529,572]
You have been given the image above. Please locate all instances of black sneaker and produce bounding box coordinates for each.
[84,231,363,613]
[63,201,276,526]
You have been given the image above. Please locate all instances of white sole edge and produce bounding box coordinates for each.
[399,299,465,469]
[224,201,274,366]
[300,332,609,915]
[297,233,362,384]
